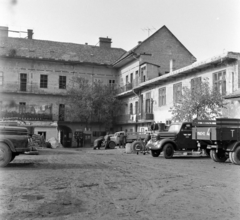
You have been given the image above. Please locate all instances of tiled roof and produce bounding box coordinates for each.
[0,37,126,65]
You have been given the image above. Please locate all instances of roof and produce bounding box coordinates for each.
[116,51,240,97]
[113,25,196,67]
[0,37,126,66]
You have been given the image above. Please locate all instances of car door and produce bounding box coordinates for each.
[176,123,197,150]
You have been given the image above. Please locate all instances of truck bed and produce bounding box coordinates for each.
[192,118,240,142]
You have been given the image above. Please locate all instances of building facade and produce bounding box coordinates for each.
[1,25,239,147]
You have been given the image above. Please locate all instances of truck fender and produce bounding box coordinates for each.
[159,139,177,151]
[226,141,240,152]
[0,139,16,152]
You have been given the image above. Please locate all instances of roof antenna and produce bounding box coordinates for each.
[142,27,156,37]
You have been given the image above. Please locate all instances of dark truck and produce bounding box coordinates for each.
[0,125,31,167]
[192,118,240,165]
[146,122,208,158]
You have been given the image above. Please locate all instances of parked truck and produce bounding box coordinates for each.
[0,124,32,167]
[146,122,204,158]
[192,118,240,165]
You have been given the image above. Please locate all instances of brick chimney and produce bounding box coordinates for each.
[0,26,8,38]
[99,37,112,48]
[27,29,33,39]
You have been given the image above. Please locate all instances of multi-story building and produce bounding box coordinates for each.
[115,51,240,132]
[0,26,125,147]
[1,25,239,147]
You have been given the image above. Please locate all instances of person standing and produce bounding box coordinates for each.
[119,133,124,148]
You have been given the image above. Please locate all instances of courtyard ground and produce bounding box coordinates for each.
[0,147,239,220]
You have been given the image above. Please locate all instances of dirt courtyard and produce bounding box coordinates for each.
[0,147,239,220]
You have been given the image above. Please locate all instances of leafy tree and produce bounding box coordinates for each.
[169,78,226,122]
[66,77,123,130]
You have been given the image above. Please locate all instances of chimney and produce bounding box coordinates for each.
[99,37,112,48]
[27,29,33,39]
[0,26,8,38]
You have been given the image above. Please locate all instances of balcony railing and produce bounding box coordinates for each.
[137,113,154,121]
[0,104,53,121]
[114,112,154,124]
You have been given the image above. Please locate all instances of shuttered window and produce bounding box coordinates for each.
[158,87,166,106]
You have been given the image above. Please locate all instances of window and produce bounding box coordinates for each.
[59,76,66,89]
[191,77,201,92]
[129,103,133,114]
[173,82,182,103]
[130,73,133,83]
[135,101,139,114]
[40,75,48,88]
[159,87,166,106]
[19,102,26,114]
[145,92,152,113]
[20,73,27,91]
[0,72,3,86]
[213,70,226,95]
[59,104,65,121]
[126,75,129,84]
[109,80,115,88]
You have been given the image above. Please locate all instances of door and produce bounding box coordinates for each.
[176,123,197,150]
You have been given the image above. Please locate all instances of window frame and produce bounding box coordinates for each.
[173,82,182,104]
[59,76,66,89]
[20,73,27,92]
[213,70,226,95]
[40,74,48,88]
[158,87,166,107]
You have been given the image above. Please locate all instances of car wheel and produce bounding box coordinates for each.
[132,141,143,152]
[163,143,174,159]
[0,143,12,167]
[232,146,240,165]
[151,150,161,157]
[108,141,116,149]
[211,149,227,162]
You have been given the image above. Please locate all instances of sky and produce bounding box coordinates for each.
[0,0,239,61]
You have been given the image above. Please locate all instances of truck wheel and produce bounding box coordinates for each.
[108,141,116,149]
[0,143,12,167]
[211,149,227,162]
[229,152,234,164]
[163,143,174,159]
[132,141,143,152]
[151,150,161,157]
[232,146,240,165]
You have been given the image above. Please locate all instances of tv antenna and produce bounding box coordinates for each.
[142,27,156,37]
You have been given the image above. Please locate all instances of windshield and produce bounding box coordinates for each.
[168,124,181,132]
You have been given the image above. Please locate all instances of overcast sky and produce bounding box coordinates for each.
[0,0,239,61]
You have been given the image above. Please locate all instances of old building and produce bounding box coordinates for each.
[0,26,125,147]
[115,51,240,132]
[1,25,238,147]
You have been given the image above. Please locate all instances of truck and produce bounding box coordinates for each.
[146,122,208,158]
[192,118,240,165]
[0,124,32,167]
[109,131,149,149]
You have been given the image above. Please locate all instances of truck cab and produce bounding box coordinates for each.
[147,122,198,158]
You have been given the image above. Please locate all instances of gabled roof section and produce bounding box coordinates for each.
[113,25,196,67]
[0,37,126,65]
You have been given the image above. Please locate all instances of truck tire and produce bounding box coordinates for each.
[151,150,161,157]
[0,143,12,167]
[211,149,227,162]
[132,141,143,152]
[229,152,234,164]
[231,146,240,165]
[163,143,174,159]
[108,141,116,149]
